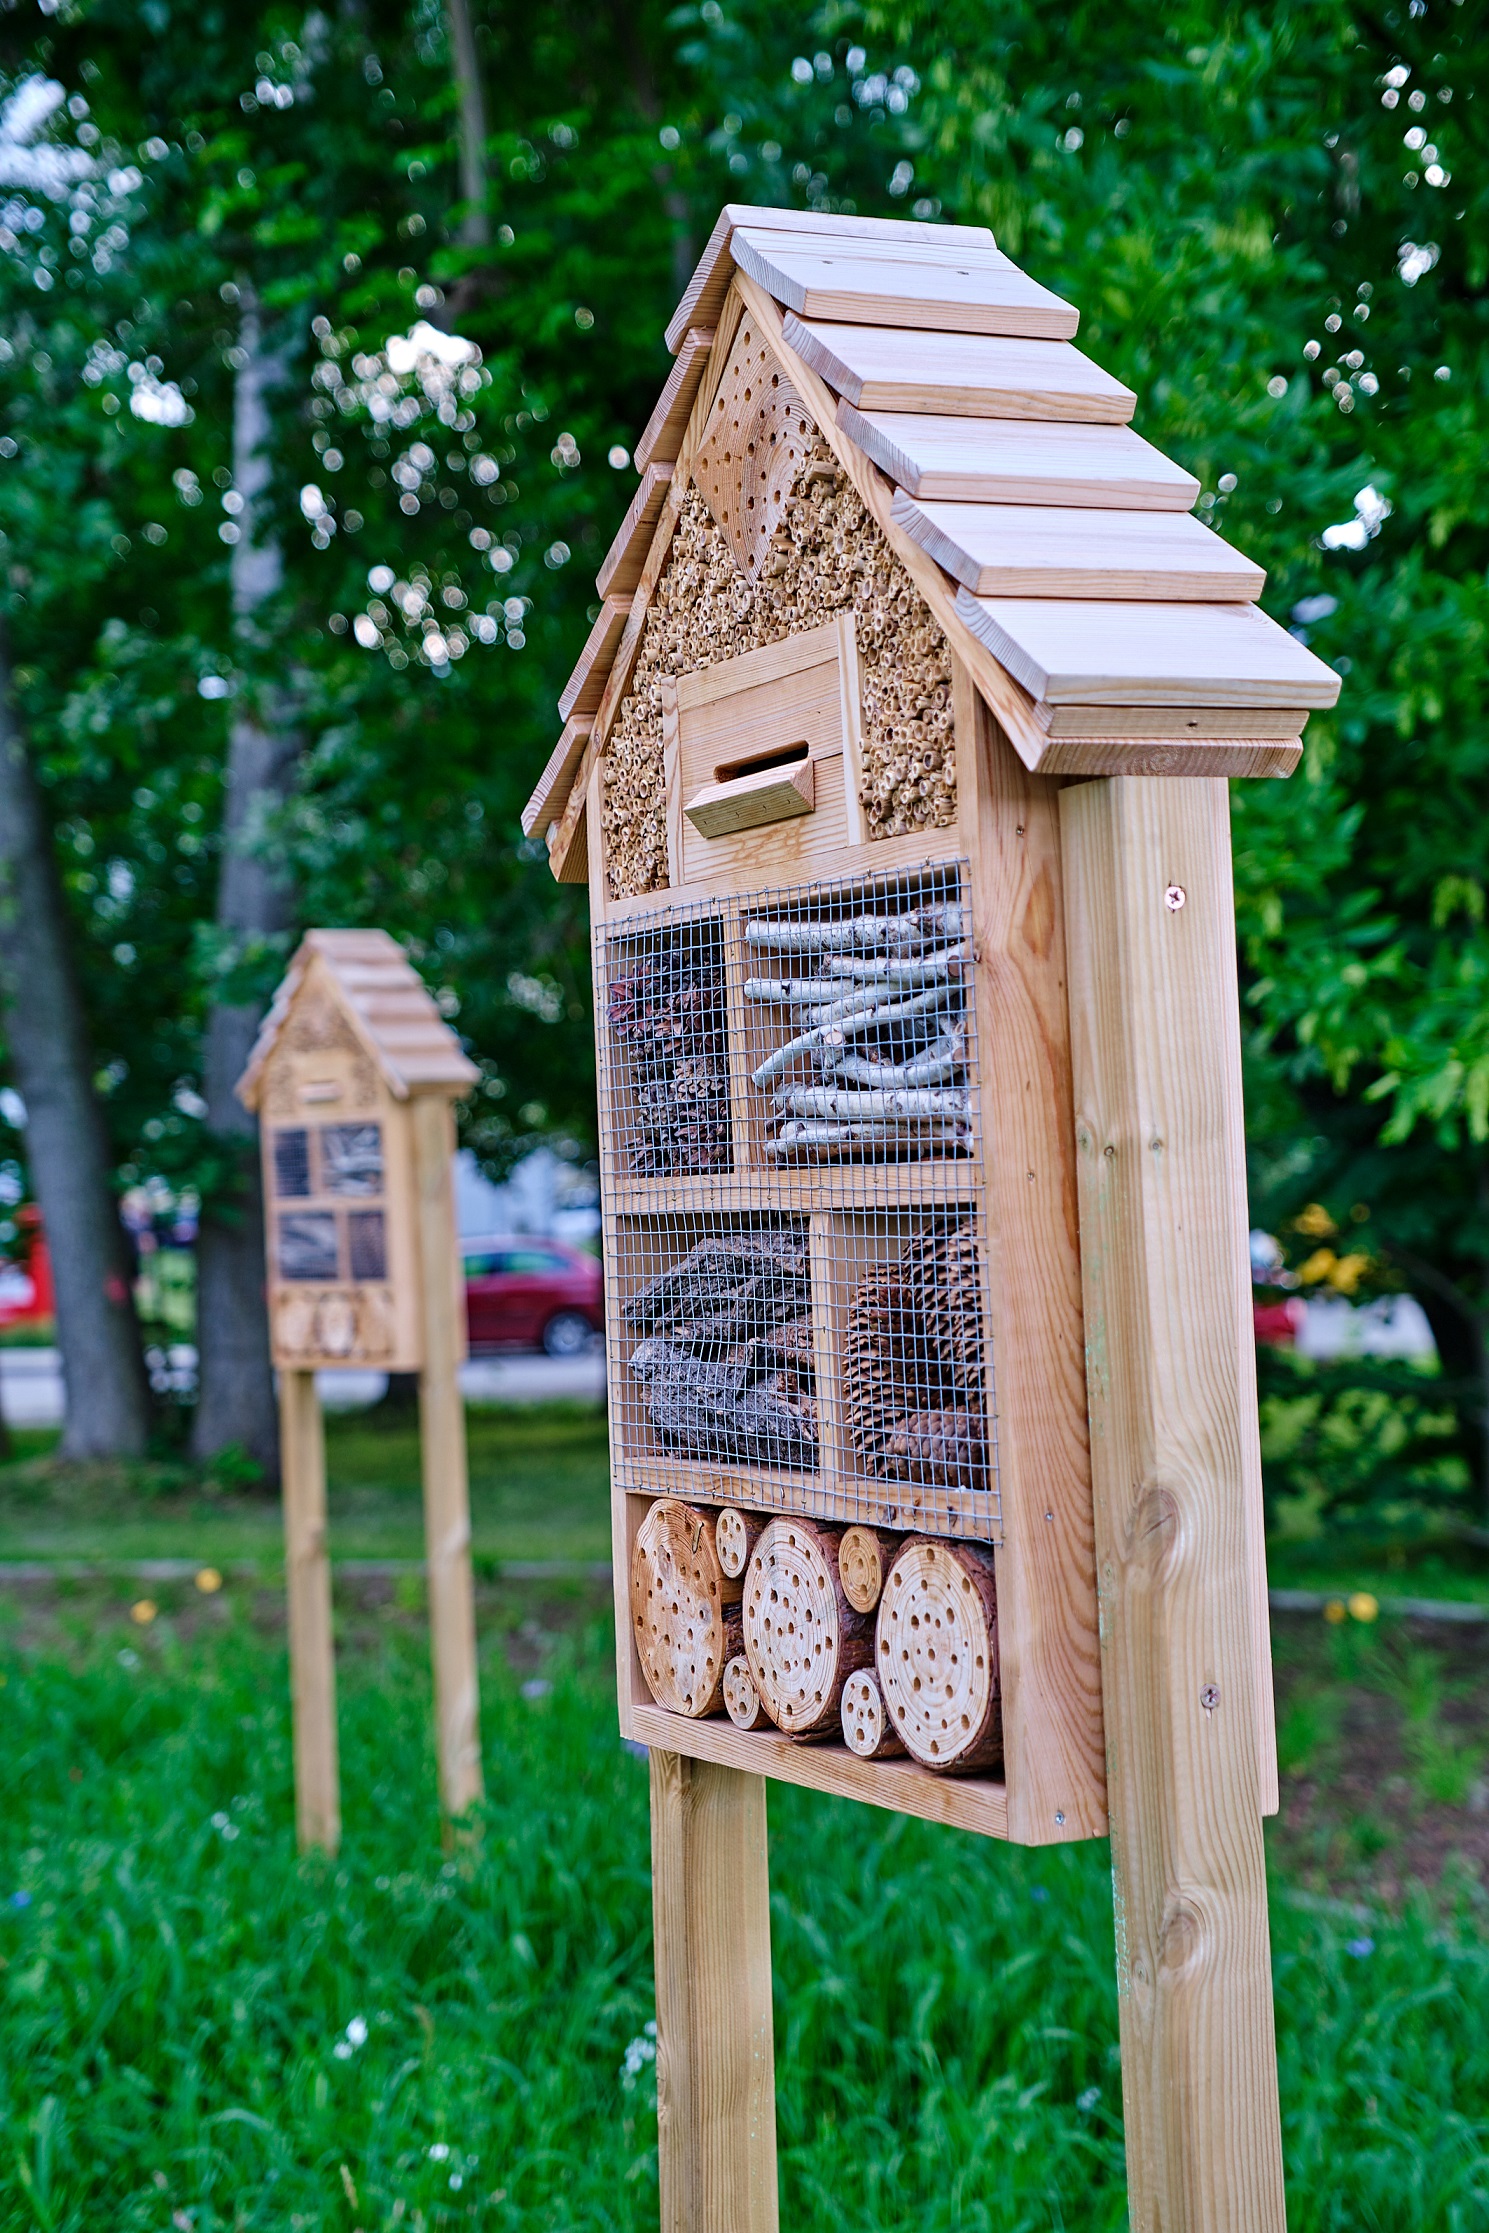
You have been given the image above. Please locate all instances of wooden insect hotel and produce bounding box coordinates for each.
[238,930,484,1851]
[527,206,1340,2229]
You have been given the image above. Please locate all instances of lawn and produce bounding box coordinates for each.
[0,1403,612,1566]
[1,1565,1488,2231]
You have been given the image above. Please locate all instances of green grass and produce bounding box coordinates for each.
[1,1583,1488,2231]
[0,1404,611,1566]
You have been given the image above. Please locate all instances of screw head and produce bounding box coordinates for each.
[1200,1683,1220,1713]
[1165,884,1187,912]
[1054,1810,1066,1826]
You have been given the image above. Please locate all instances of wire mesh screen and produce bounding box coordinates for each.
[738,862,973,1165]
[596,859,1001,1546]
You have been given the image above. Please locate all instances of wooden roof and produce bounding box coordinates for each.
[236,929,479,1108]
[527,203,1341,848]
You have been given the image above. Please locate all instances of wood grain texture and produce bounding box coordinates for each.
[894,495,1265,602]
[1046,706,1307,740]
[558,594,631,721]
[279,1368,340,1854]
[521,717,591,839]
[955,662,1107,1842]
[413,1092,484,1819]
[650,1751,779,2233]
[634,1702,1009,1837]
[731,229,1078,339]
[1039,737,1302,781]
[684,757,815,838]
[956,591,1344,708]
[664,203,997,354]
[1060,776,1284,2230]
[784,316,1136,422]
[596,462,675,600]
[837,405,1199,509]
[635,327,715,472]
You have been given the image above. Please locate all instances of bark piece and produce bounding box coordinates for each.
[840,1669,906,1758]
[723,1654,765,1729]
[742,1516,872,1737]
[838,1525,898,1613]
[631,1499,741,1718]
[609,940,730,1175]
[876,1537,1001,1773]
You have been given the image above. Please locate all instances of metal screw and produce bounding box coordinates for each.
[1165,883,1186,912]
[1200,1683,1220,1713]
[1054,1811,1066,1826]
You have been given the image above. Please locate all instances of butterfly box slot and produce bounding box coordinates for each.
[685,743,816,838]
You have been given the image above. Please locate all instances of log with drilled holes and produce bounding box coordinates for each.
[840,1668,906,1759]
[876,1536,1002,1773]
[715,1505,763,1581]
[742,1515,873,1738]
[631,1498,743,1719]
[723,1654,765,1729]
[838,1524,899,1613]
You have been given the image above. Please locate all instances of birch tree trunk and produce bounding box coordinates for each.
[0,621,149,1457]
[191,292,297,1481]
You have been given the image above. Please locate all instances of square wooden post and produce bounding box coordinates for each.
[1060,776,1284,2230]
[650,1752,778,2233]
[279,1366,340,1854]
[412,1091,484,1821]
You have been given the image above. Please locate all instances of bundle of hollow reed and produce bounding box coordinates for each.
[843,1219,988,1489]
[607,943,729,1174]
[744,898,973,1161]
[625,1230,818,1469]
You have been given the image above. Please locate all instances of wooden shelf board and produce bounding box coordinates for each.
[838,404,1199,508]
[894,493,1266,602]
[617,1457,1001,1544]
[605,1163,984,1212]
[955,591,1344,708]
[785,316,1136,423]
[630,1703,1011,1840]
[732,229,1079,341]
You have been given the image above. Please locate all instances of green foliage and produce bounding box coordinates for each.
[1258,1348,1469,1543]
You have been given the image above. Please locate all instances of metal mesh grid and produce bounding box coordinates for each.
[738,862,973,1166]
[596,860,1001,1545]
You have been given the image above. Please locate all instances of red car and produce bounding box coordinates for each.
[463,1238,604,1357]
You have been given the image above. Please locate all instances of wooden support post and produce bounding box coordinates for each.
[412,1092,484,1821]
[650,1752,778,2233]
[1060,776,1285,2232]
[279,1367,340,1854]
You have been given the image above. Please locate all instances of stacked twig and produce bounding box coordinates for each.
[625,1231,818,1469]
[744,902,972,1160]
[608,940,729,1174]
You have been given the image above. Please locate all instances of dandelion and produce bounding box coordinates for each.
[429,2142,450,2161]
[131,1599,157,1625]
[195,1568,222,1594]
[1348,1592,1379,1623]
[1323,1598,1347,1624]
[346,2015,368,2047]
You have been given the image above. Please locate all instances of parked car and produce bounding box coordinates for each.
[462,1238,604,1357]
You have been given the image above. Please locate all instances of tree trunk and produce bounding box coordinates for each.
[191,292,297,1483]
[0,621,149,1458]
[442,0,490,321]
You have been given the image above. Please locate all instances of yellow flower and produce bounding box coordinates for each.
[1298,1248,1338,1286]
[1329,1253,1371,1295]
[1323,1598,1348,1625]
[130,1599,157,1626]
[1295,1202,1338,1239]
[1348,1591,1380,1624]
[195,1567,223,1594]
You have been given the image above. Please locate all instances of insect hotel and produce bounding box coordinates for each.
[238,930,483,1852]
[527,205,1340,2229]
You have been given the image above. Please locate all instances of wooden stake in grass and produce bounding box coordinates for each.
[278,1367,339,1853]
[1061,774,1284,2232]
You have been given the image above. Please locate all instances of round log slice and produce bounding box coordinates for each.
[715,1506,759,1581]
[723,1654,764,1729]
[630,1498,738,1718]
[840,1669,906,1759]
[838,1524,897,1613]
[875,1536,1001,1773]
[743,1516,871,1737]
